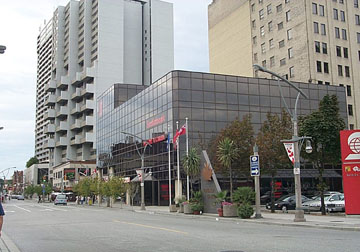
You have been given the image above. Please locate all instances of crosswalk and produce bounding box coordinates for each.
[3,202,101,214]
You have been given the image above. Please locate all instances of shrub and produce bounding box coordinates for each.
[233,187,255,205]
[237,203,254,219]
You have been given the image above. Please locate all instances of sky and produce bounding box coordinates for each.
[0,0,212,178]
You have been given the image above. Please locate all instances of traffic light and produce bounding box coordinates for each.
[43,175,47,182]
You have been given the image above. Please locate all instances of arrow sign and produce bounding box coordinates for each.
[250,155,260,176]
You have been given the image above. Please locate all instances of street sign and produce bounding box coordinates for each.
[250,155,260,176]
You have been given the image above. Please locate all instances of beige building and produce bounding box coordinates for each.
[209,0,360,129]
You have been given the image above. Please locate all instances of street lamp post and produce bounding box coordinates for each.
[121,131,151,210]
[253,64,310,222]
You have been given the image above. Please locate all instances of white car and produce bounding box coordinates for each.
[54,194,67,205]
[326,194,345,212]
[302,193,343,212]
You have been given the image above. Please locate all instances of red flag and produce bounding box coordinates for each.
[173,124,186,144]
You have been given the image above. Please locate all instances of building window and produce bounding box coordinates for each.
[315,41,321,52]
[287,29,292,40]
[289,66,294,77]
[251,3,255,12]
[357,32,360,43]
[336,46,342,57]
[316,61,322,72]
[324,62,329,73]
[319,5,325,16]
[277,4,283,13]
[314,22,319,33]
[340,0,344,3]
[267,4,272,14]
[252,20,256,29]
[259,9,264,20]
[355,0,359,8]
[350,124,354,130]
[269,56,275,67]
[253,36,257,45]
[288,47,293,58]
[280,58,286,66]
[318,81,323,84]
[262,60,267,67]
[356,15,360,25]
[278,22,284,30]
[340,10,346,22]
[345,66,350,77]
[312,3,318,14]
[286,11,291,22]
[268,21,273,32]
[343,47,348,58]
[269,39,274,49]
[347,85,352,96]
[325,82,330,85]
[261,43,266,53]
[333,8,338,20]
[348,104,353,116]
[259,0,263,4]
[322,42,327,54]
[342,29,347,40]
[335,27,340,38]
[260,26,265,36]
[321,24,326,35]
[254,53,258,62]
[338,65,343,76]
[285,0,290,3]
[279,39,285,48]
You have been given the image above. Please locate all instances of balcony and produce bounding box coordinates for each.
[81,132,94,143]
[44,124,55,134]
[56,121,68,132]
[57,75,70,88]
[70,119,82,130]
[71,103,82,115]
[44,80,56,92]
[44,138,55,149]
[81,84,94,97]
[80,100,95,112]
[81,116,94,128]
[71,88,82,101]
[45,94,56,106]
[70,135,82,145]
[56,136,68,147]
[44,109,56,120]
[56,90,69,103]
[56,106,68,119]
[77,66,95,83]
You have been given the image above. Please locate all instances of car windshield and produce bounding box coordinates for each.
[57,195,66,199]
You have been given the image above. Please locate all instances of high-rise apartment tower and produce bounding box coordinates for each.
[208,0,359,128]
[35,0,174,178]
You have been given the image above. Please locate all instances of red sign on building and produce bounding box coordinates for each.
[340,130,360,215]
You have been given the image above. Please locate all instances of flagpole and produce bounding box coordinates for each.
[185,117,189,201]
[168,124,171,207]
[176,121,180,201]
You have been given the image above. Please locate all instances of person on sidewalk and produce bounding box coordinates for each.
[38,195,41,203]
[0,200,5,236]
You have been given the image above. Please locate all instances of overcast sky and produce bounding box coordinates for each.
[0,0,212,178]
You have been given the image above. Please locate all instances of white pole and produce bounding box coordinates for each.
[176,121,180,201]
[168,125,171,207]
[185,117,189,201]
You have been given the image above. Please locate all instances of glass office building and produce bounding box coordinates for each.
[97,70,347,205]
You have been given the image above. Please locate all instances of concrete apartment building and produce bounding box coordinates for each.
[208,0,360,129]
[35,0,174,181]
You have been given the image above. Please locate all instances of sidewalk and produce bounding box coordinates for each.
[99,202,360,232]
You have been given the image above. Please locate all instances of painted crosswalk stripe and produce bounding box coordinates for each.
[13,205,31,212]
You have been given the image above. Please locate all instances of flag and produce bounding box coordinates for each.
[136,169,142,182]
[283,142,295,164]
[173,124,186,144]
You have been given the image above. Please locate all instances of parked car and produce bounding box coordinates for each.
[54,194,67,205]
[11,195,19,199]
[266,194,311,212]
[302,193,343,212]
[326,194,345,213]
[17,195,25,200]
[260,190,289,204]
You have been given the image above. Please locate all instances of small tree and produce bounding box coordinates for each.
[109,177,127,207]
[26,157,39,168]
[128,182,139,209]
[100,180,112,207]
[182,147,201,197]
[299,95,346,215]
[24,185,35,198]
[217,137,238,201]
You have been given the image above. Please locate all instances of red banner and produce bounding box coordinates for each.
[340,130,360,215]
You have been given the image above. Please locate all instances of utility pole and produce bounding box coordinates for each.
[252,144,262,218]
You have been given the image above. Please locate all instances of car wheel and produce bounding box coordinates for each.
[282,206,288,213]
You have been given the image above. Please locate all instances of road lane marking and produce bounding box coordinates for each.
[4,210,15,213]
[113,220,188,235]
[13,205,31,212]
[40,209,53,212]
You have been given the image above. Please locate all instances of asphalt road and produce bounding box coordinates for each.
[2,200,358,252]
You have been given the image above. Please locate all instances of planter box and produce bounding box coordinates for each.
[169,205,177,212]
[223,204,237,217]
[183,204,193,214]
[178,203,184,213]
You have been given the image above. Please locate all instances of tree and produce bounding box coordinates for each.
[24,185,35,198]
[26,157,39,168]
[256,111,292,212]
[128,182,139,209]
[299,94,346,215]
[109,177,127,207]
[217,137,238,201]
[182,147,201,197]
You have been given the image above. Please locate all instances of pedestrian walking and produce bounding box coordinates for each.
[0,200,4,236]
[38,195,41,203]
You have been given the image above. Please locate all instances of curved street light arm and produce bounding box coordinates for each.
[294,92,301,122]
[276,79,293,117]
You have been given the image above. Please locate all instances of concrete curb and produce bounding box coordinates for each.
[1,233,21,252]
